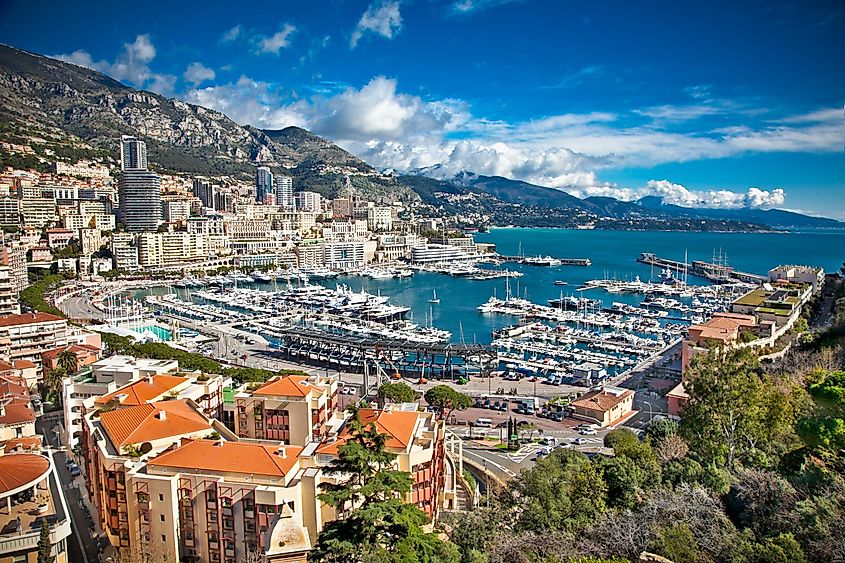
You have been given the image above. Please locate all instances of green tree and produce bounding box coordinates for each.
[42,367,66,408]
[512,449,607,533]
[311,406,458,562]
[56,348,79,374]
[680,348,798,469]
[37,518,54,563]
[424,385,473,421]
[379,382,417,404]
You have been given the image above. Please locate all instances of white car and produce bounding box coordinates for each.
[578,428,598,435]
[572,438,587,445]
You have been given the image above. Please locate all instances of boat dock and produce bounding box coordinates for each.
[637,252,766,284]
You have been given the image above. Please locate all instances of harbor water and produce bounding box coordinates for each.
[141,228,845,345]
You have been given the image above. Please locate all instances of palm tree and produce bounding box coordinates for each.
[56,349,78,375]
[42,367,66,409]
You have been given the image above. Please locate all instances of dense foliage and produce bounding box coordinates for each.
[20,272,70,317]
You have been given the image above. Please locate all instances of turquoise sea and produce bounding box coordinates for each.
[144,229,845,345]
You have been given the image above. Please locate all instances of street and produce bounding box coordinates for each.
[37,412,100,563]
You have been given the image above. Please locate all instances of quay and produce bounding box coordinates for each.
[637,252,766,284]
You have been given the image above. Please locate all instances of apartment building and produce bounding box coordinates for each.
[323,241,366,269]
[0,374,36,441]
[63,212,115,231]
[314,404,446,517]
[46,228,74,249]
[0,267,19,316]
[54,160,111,179]
[0,197,19,227]
[768,265,825,293]
[62,356,180,449]
[367,205,393,232]
[233,374,339,446]
[112,233,140,271]
[0,313,68,371]
[137,232,213,268]
[294,191,322,213]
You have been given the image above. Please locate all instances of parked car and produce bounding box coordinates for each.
[492,400,501,410]
[496,401,508,412]
[572,438,587,445]
[540,436,557,446]
[579,428,598,435]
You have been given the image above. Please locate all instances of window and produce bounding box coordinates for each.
[160,514,165,522]
[161,534,166,542]
[159,494,164,502]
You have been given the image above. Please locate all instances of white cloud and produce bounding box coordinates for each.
[54,34,175,95]
[258,23,297,54]
[449,0,519,15]
[351,1,403,48]
[221,25,241,43]
[183,62,216,86]
[567,180,787,210]
[181,72,841,211]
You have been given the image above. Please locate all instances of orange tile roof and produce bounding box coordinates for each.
[1,436,43,453]
[148,439,302,477]
[95,374,188,406]
[0,312,64,328]
[98,400,210,448]
[254,375,324,398]
[0,360,14,372]
[316,408,420,455]
[0,453,50,494]
[12,359,36,369]
[571,388,634,413]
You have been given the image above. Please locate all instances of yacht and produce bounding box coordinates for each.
[429,289,440,304]
[554,280,568,286]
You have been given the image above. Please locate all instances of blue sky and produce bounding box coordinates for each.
[1,0,843,216]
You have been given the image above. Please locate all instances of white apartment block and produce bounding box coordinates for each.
[63,213,116,231]
[367,206,393,232]
[324,241,365,269]
[163,200,191,223]
[137,232,213,268]
[225,218,272,241]
[187,216,225,236]
[295,191,322,212]
[112,233,140,271]
[54,160,111,179]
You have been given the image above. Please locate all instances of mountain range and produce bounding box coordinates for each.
[0,43,839,231]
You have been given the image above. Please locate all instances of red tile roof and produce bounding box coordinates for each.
[12,359,36,369]
[98,399,210,448]
[571,388,634,413]
[0,453,50,494]
[148,439,302,477]
[316,408,420,455]
[94,374,187,406]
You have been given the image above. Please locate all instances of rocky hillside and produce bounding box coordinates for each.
[0,44,417,202]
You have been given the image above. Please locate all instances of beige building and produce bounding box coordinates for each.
[234,374,339,446]
[570,386,635,427]
[0,313,68,372]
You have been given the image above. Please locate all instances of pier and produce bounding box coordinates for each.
[637,252,766,284]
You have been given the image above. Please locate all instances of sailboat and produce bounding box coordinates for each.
[429,289,440,304]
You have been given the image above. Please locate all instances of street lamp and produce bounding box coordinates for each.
[642,400,653,427]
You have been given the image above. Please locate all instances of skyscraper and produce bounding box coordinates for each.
[255,166,274,204]
[120,135,148,171]
[118,136,161,232]
[275,174,295,210]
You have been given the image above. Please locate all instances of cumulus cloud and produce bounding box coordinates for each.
[567,180,787,209]
[183,62,215,86]
[182,72,841,212]
[221,25,241,43]
[55,34,175,95]
[351,1,402,48]
[258,23,297,54]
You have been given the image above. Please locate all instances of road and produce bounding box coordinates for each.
[37,412,100,563]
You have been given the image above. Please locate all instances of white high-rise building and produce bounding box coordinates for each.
[275,174,295,209]
[118,136,161,232]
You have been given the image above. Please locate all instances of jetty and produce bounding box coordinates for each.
[498,255,592,266]
[637,252,766,284]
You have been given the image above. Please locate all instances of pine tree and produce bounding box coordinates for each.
[37,518,54,563]
[310,406,458,562]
